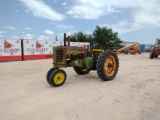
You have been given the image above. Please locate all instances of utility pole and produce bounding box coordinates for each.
[55,36,57,41]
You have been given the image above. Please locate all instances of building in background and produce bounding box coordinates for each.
[140,44,153,52]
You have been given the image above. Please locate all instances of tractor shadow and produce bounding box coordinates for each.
[67,70,115,85]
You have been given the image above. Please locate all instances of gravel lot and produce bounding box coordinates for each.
[0,52,160,120]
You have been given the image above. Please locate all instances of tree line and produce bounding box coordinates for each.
[70,26,123,49]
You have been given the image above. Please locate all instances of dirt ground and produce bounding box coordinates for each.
[0,53,160,120]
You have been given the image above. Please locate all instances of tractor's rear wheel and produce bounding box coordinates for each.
[96,51,119,81]
[49,69,67,87]
[73,67,91,75]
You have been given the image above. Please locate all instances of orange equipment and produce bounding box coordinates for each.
[117,43,141,54]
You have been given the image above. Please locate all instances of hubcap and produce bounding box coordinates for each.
[104,55,116,76]
[53,72,65,84]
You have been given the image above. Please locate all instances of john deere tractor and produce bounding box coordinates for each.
[46,33,119,87]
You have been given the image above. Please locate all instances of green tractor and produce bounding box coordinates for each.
[46,33,119,87]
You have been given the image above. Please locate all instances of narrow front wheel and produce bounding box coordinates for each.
[46,68,55,85]
[49,69,67,87]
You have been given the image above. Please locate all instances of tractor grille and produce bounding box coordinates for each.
[56,49,65,62]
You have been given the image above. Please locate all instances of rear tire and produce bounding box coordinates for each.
[96,51,119,81]
[73,67,91,75]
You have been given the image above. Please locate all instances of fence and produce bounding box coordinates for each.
[0,39,90,62]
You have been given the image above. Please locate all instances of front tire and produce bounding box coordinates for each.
[46,68,55,85]
[49,69,67,87]
[96,51,119,81]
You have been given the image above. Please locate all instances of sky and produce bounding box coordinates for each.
[0,0,160,44]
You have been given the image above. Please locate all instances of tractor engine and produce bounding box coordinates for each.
[53,46,93,70]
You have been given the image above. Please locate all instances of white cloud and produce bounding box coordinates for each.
[19,0,65,21]
[105,1,160,34]
[0,31,6,34]
[25,9,30,13]
[25,27,32,31]
[23,34,35,39]
[66,0,160,33]
[131,1,160,30]
[66,0,120,19]
[61,2,67,6]
[4,26,16,30]
[44,30,54,35]
[100,20,130,34]
[56,25,74,30]
[37,36,49,40]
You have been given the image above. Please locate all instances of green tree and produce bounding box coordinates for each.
[70,32,89,42]
[70,26,122,49]
[92,26,122,49]
[70,32,95,49]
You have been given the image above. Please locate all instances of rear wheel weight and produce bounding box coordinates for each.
[49,69,67,87]
[96,51,119,81]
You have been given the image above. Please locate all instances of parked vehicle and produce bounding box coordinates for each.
[150,38,160,59]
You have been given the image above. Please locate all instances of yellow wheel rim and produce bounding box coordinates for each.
[53,72,65,84]
[104,55,116,76]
